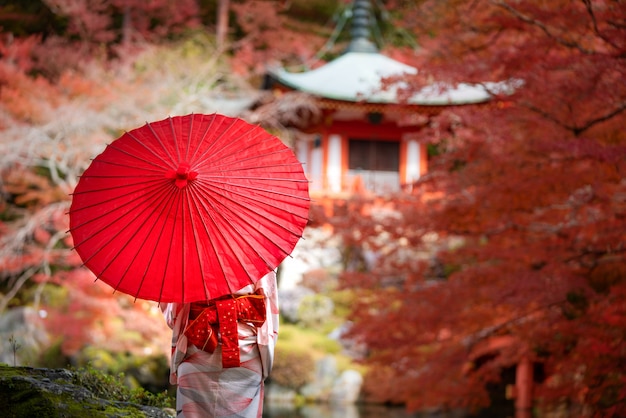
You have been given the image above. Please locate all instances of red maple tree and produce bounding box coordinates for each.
[40,0,200,45]
[228,0,330,75]
[334,1,626,416]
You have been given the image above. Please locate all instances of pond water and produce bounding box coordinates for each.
[263,403,466,418]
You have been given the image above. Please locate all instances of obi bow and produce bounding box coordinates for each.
[184,290,266,368]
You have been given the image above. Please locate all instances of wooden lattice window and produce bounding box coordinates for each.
[348,139,399,171]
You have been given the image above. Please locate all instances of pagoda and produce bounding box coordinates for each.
[268,0,491,196]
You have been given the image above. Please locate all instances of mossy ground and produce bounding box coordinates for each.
[0,364,173,418]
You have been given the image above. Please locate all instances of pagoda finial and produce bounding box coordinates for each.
[345,0,378,53]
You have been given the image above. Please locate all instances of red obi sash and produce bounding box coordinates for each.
[183,290,266,368]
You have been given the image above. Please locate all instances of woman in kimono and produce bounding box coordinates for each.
[161,271,279,418]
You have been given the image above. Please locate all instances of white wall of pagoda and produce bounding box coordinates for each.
[326,134,343,193]
[295,130,426,194]
[404,138,421,184]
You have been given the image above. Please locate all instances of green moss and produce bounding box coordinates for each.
[0,366,144,418]
[74,348,170,396]
[0,364,167,417]
[70,364,173,408]
[0,379,63,416]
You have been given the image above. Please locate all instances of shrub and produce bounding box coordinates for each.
[270,346,314,390]
[297,294,334,328]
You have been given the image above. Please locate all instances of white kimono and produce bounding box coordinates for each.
[161,272,279,418]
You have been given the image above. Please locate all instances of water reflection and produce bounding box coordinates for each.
[264,403,463,418]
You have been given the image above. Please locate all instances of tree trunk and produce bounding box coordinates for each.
[216,0,229,51]
[122,5,131,47]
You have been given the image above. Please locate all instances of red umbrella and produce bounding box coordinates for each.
[69,113,310,303]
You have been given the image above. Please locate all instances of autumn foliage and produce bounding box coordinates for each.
[328,1,626,416]
[1,0,625,415]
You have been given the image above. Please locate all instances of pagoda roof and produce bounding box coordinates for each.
[269,51,493,106]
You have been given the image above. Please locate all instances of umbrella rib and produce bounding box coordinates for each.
[178,180,185,302]
[197,130,280,168]
[183,189,212,301]
[71,182,169,253]
[189,115,232,166]
[184,113,194,163]
[126,187,179,303]
[70,114,311,304]
[190,185,263,290]
[204,164,306,177]
[193,118,263,166]
[188,114,216,163]
[194,126,266,168]
[112,131,176,171]
[74,184,173,281]
[201,149,302,173]
[124,185,174,302]
[146,120,178,167]
[198,178,311,205]
[98,149,169,171]
[188,188,238,295]
[155,187,183,303]
[70,178,164,200]
[168,116,182,164]
[200,181,309,229]
[77,172,163,179]
[196,186,301,259]
[194,183,306,253]
[72,175,162,194]
[108,189,173,294]
[201,184,310,230]
[203,174,310,184]
[70,180,167,230]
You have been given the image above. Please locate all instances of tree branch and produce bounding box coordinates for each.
[491,0,596,54]
[522,101,626,136]
[581,0,621,50]
[462,300,564,349]
[0,267,37,313]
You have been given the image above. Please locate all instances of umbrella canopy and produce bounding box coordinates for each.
[69,113,310,303]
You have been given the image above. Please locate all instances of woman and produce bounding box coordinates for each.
[161,271,279,418]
